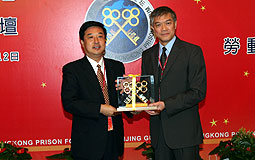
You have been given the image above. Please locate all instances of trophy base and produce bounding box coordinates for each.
[117,106,158,111]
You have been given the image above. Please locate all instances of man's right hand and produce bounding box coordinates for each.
[145,101,165,115]
[100,104,117,117]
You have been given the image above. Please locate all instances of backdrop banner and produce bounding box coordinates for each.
[1,0,254,159]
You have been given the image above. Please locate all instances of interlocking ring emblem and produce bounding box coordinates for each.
[123,81,132,95]
[102,8,140,46]
[136,80,148,93]
[122,80,148,95]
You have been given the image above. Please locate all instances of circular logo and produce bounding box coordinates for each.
[85,0,155,63]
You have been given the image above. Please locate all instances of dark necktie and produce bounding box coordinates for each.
[158,47,167,106]
[160,47,167,67]
[96,64,113,131]
[158,47,167,81]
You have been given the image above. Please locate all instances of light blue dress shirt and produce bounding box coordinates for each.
[159,36,176,59]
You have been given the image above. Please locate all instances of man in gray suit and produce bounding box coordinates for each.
[142,6,207,160]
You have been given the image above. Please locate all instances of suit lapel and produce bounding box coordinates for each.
[80,57,103,98]
[151,44,160,85]
[161,38,181,81]
[104,58,115,105]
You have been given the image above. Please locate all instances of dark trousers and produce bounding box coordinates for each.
[73,131,118,160]
[154,123,200,160]
[101,131,118,160]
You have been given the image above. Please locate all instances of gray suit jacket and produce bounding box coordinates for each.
[141,37,207,149]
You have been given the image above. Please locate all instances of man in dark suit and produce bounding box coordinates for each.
[61,21,126,160]
[142,7,207,159]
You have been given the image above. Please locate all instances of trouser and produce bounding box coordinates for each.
[155,123,200,160]
[73,131,118,160]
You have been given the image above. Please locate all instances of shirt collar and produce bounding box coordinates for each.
[86,56,104,73]
[159,36,176,57]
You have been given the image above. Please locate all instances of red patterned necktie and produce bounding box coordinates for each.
[96,64,113,131]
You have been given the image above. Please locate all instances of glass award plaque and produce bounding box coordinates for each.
[116,75,157,111]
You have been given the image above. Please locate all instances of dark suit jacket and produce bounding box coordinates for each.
[141,37,207,149]
[61,56,125,159]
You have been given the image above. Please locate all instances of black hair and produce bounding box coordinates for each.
[79,21,107,41]
[150,6,177,26]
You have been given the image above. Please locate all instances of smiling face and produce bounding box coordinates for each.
[80,26,106,62]
[152,13,177,46]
